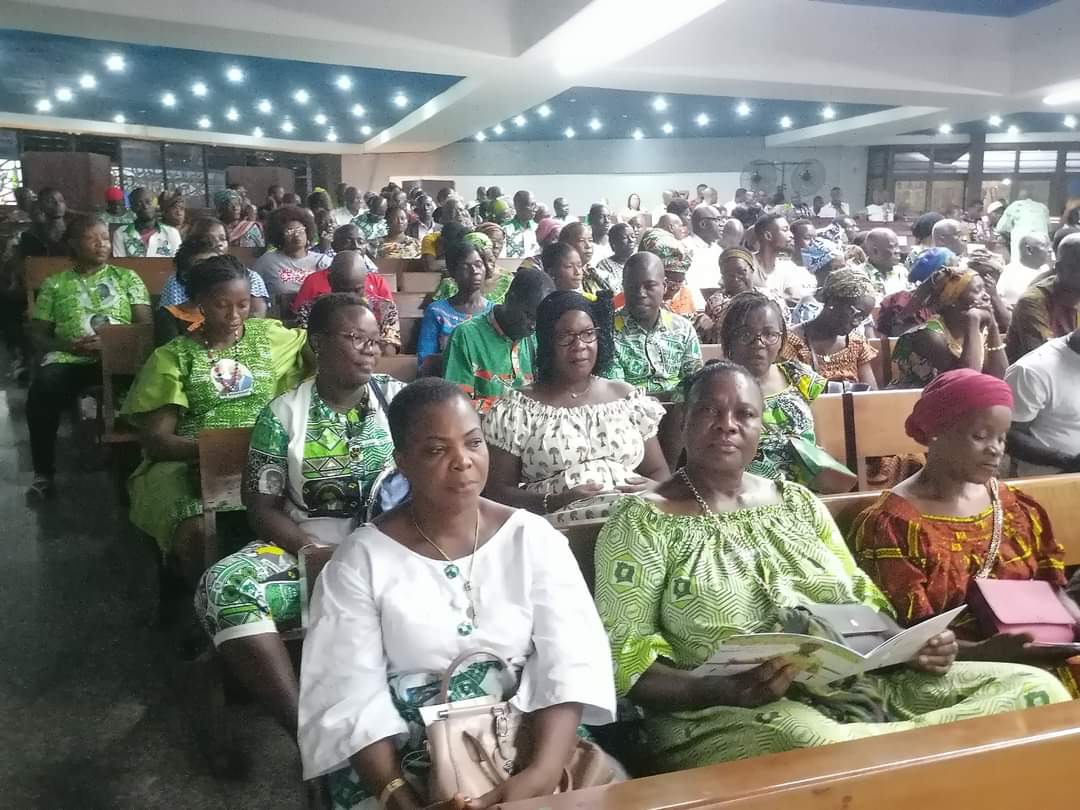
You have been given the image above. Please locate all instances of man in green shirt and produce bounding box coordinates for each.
[503,190,539,258]
[610,252,703,394]
[442,267,554,411]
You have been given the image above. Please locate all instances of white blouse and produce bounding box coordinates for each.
[298,508,617,779]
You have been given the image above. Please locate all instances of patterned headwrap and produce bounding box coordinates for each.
[214,189,241,208]
[487,198,512,225]
[819,267,876,305]
[801,237,843,275]
[535,217,562,245]
[475,222,505,245]
[462,231,493,252]
[933,267,978,308]
[638,227,692,275]
[908,247,956,284]
[905,368,1013,445]
[719,246,755,268]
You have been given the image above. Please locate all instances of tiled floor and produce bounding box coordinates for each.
[0,377,304,809]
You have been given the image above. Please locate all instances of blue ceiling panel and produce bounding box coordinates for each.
[0,29,463,144]
[812,0,1056,16]
[468,86,892,143]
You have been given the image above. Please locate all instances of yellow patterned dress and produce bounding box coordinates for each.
[594,483,1070,775]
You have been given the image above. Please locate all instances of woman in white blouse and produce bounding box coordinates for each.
[298,378,617,810]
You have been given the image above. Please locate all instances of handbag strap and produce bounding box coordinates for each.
[439,648,518,704]
[975,478,1003,580]
[369,378,390,412]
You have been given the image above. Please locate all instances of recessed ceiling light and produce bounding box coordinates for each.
[661,122,674,134]
[513,114,527,127]
[1043,86,1080,106]
[335,75,353,91]
[225,107,239,122]
[564,126,576,138]
[695,112,709,127]
[938,123,953,134]
[652,96,668,112]
[78,74,96,90]
[588,118,602,131]
[161,92,177,107]
[392,93,409,108]
[735,101,751,117]
[281,120,295,133]
[351,104,366,117]
[257,99,272,114]
[252,126,264,137]
[360,125,372,135]
[475,131,487,141]
[632,128,644,140]
[1002,177,1012,186]
[537,104,552,118]
[293,89,310,104]
[326,131,338,142]
[988,114,1002,127]
[105,53,125,72]
[779,115,793,129]
[35,98,52,113]
[54,87,73,102]
[191,82,208,97]
[226,66,244,83]
[197,116,211,129]
[821,106,836,119]
[314,113,328,125]
[492,123,505,135]
[1065,115,1078,129]
[1007,124,1020,135]
[113,113,125,124]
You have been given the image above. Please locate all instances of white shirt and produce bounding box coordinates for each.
[761,258,817,302]
[331,206,363,227]
[685,233,723,293]
[818,202,850,218]
[591,239,613,264]
[298,509,617,779]
[1005,336,1080,477]
[997,261,1047,308]
[111,222,182,258]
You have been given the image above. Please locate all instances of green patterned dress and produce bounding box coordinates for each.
[752,360,827,483]
[195,375,402,644]
[595,485,1070,775]
[123,318,308,553]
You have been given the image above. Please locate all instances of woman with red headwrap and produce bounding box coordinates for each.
[889,267,1007,388]
[849,369,1079,694]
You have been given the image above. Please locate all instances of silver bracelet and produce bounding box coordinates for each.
[542,492,552,514]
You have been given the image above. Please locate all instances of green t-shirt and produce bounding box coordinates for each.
[32,264,150,365]
[442,311,536,412]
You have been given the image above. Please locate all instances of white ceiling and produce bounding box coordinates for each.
[2,0,1080,152]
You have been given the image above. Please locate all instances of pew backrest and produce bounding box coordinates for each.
[847,388,923,489]
[809,393,849,468]
[98,323,154,442]
[25,256,175,311]
[198,426,253,566]
[375,353,419,383]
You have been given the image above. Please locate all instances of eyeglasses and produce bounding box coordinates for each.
[329,331,381,351]
[554,328,599,347]
[284,226,307,236]
[732,330,783,346]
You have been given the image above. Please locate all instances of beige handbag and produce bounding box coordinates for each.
[425,649,624,803]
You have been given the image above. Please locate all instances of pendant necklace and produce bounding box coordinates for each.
[568,375,594,400]
[412,509,481,636]
[200,324,243,361]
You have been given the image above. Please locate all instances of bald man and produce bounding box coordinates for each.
[610,252,703,394]
[657,213,687,241]
[686,205,724,293]
[720,217,745,249]
[932,218,966,256]
[998,232,1052,308]
[863,228,909,296]
[1006,233,1080,362]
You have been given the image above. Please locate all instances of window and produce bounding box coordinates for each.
[120,139,165,196]
[1017,151,1057,173]
[930,180,965,214]
[894,180,927,217]
[0,158,22,205]
[164,143,207,205]
[983,151,1017,173]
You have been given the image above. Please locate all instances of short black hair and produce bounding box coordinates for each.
[439,222,470,251]
[587,202,607,222]
[444,240,480,276]
[680,359,760,404]
[265,206,316,248]
[173,236,220,285]
[387,377,472,449]
[731,204,762,229]
[385,204,406,223]
[789,217,813,234]
[753,211,786,241]
[307,190,331,211]
[307,292,369,335]
[913,212,945,241]
[63,214,105,259]
[185,254,249,302]
[718,291,787,356]
[540,241,579,279]
[666,198,691,217]
[534,290,615,383]
[504,266,555,309]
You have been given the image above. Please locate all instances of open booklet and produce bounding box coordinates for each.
[693,605,966,688]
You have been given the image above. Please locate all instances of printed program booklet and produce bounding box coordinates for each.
[693,605,966,688]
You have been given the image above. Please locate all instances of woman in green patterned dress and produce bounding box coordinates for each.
[193,293,402,742]
[124,255,308,581]
[594,360,1069,776]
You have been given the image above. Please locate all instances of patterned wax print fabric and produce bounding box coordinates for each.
[111,222,182,258]
[441,311,537,412]
[295,294,401,350]
[227,220,265,248]
[609,307,703,394]
[1005,277,1080,363]
[594,487,1071,775]
[751,360,827,483]
[483,389,666,526]
[890,317,974,389]
[432,272,512,305]
[376,236,421,259]
[416,298,493,365]
[780,329,878,384]
[593,256,625,294]
[195,375,402,646]
[98,210,135,226]
[158,269,270,308]
[357,217,389,244]
[503,218,538,258]
[32,264,150,365]
[122,317,308,552]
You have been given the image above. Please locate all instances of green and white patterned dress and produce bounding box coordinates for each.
[594,485,1070,775]
[195,375,402,644]
[123,318,308,553]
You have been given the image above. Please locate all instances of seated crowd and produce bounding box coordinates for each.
[4,177,1080,810]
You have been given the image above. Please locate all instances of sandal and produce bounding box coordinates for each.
[26,477,55,500]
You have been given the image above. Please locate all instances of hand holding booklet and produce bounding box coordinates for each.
[693,605,966,688]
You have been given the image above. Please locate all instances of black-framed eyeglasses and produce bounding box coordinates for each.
[733,330,783,346]
[555,328,599,347]
[329,331,381,351]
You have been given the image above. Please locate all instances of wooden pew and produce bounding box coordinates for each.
[400,272,443,293]
[375,353,419,383]
[809,393,849,468]
[25,256,174,309]
[495,257,522,273]
[226,245,264,266]
[98,324,154,443]
[701,343,723,363]
[866,336,898,388]
[396,292,430,320]
[846,388,922,490]
[198,427,253,567]
[504,700,1080,810]
[399,318,420,354]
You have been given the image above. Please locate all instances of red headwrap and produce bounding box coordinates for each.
[104,186,124,203]
[904,368,1014,446]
